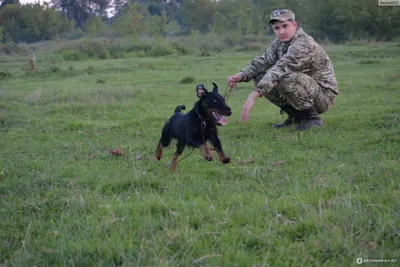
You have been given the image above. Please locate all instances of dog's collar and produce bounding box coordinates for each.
[195,105,207,133]
[198,114,207,133]
[200,121,206,133]
[195,105,205,122]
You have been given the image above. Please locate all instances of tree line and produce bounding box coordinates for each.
[0,0,399,44]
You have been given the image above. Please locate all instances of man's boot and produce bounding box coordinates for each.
[295,106,323,131]
[273,105,303,128]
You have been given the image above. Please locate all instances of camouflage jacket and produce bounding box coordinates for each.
[240,27,338,96]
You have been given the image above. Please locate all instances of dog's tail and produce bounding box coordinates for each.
[174,105,186,113]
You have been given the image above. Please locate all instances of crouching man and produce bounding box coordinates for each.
[228,9,338,131]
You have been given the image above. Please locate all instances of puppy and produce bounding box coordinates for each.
[156,83,232,172]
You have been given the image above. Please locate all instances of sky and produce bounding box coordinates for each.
[18,0,116,17]
[20,0,49,4]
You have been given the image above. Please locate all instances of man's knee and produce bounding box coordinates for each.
[276,72,319,111]
[281,72,300,83]
[277,73,305,93]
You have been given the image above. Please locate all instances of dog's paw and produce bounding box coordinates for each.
[221,157,231,164]
[170,164,177,173]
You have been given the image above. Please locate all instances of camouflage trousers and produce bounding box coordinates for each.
[254,71,336,114]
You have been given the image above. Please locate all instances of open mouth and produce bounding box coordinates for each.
[211,111,227,126]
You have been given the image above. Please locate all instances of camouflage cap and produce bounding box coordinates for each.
[268,9,295,24]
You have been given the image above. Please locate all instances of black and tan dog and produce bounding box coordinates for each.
[155,83,232,172]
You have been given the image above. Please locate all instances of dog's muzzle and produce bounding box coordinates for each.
[210,111,228,126]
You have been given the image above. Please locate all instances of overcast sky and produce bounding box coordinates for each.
[20,0,49,4]
[18,0,115,17]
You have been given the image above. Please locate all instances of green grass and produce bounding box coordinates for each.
[0,42,399,266]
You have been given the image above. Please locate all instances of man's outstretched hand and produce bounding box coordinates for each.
[227,73,242,88]
[241,90,261,122]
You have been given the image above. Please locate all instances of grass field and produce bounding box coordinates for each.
[0,42,399,266]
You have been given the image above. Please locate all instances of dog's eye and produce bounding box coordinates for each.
[213,99,218,103]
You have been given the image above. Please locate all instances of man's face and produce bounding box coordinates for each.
[271,20,297,43]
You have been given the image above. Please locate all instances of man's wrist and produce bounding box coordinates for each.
[237,72,245,82]
[252,88,262,97]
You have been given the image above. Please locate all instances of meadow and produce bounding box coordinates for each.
[0,41,399,266]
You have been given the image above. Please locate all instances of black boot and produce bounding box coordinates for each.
[273,105,303,128]
[295,106,323,131]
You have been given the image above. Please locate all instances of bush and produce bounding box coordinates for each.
[109,42,175,57]
[51,34,269,61]
[125,42,153,53]
[56,39,180,60]
[83,41,109,59]
[358,59,381,64]
[58,40,110,60]
[170,41,189,55]
[180,76,196,84]
[58,50,88,61]
[234,42,265,52]
[238,35,264,45]
[107,42,153,58]
[84,66,96,75]
[0,43,28,56]
[198,42,221,56]
[146,44,174,57]
[108,45,127,58]
[49,65,61,72]
[221,35,236,48]
[65,28,87,40]
[0,71,11,80]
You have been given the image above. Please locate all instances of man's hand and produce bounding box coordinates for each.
[227,73,242,88]
[241,90,261,122]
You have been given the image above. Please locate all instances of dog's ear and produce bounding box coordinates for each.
[212,82,218,93]
[196,84,208,98]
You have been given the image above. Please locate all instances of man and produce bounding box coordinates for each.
[228,9,338,131]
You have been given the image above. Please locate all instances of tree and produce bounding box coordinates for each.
[0,3,73,43]
[146,8,168,37]
[51,0,111,28]
[112,0,144,39]
[0,0,20,9]
[181,0,215,33]
[84,15,104,38]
